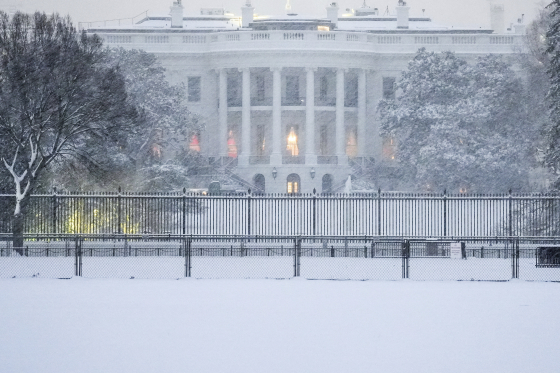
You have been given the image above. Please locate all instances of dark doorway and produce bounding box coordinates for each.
[253,174,265,194]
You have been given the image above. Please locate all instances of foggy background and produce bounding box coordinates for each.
[1,0,543,29]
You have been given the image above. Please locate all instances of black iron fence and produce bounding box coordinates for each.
[1,234,559,281]
[1,191,560,237]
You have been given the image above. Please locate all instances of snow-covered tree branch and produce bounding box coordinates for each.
[0,11,137,251]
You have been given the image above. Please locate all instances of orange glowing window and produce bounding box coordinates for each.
[189,134,201,152]
[286,127,299,156]
[227,130,237,158]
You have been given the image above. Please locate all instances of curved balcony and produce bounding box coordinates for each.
[96,30,523,56]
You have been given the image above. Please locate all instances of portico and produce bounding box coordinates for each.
[217,66,368,167]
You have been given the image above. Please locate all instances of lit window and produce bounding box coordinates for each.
[382,137,396,160]
[287,173,300,194]
[189,134,200,152]
[287,127,299,156]
[255,125,266,156]
[150,128,163,159]
[318,26,330,31]
[188,76,201,102]
[228,130,237,158]
[346,128,358,158]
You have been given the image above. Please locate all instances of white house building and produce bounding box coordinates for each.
[86,0,525,193]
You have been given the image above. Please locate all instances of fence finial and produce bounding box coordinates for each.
[313,188,316,195]
[118,186,122,194]
[183,187,186,194]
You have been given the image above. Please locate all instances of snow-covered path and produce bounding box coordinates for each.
[0,279,558,373]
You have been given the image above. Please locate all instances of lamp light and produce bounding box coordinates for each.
[310,167,316,179]
[272,167,278,179]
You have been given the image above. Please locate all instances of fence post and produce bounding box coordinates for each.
[512,237,520,279]
[443,190,447,237]
[52,187,57,234]
[402,240,410,279]
[377,188,382,236]
[182,187,187,236]
[312,188,317,237]
[293,236,301,277]
[185,236,192,277]
[508,189,513,237]
[117,187,122,234]
[247,189,252,237]
[74,236,82,277]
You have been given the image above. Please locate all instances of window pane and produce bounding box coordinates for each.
[382,77,396,100]
[188,76,201,102]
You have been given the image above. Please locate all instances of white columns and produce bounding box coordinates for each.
[219,68,228,158]
[271,67,282,165]
[305,67,317,165]
[336,68,347,165]
[239,67,251,166]
[357,69,366,157]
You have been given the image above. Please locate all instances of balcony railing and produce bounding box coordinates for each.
[97,30,523,55]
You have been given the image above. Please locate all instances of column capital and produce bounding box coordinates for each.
[238,67,251,73]
[305,67,318,72]
[270,67,283,73]
[337,67,349,73]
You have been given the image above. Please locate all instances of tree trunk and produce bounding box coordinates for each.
[12,195,30,256]
[12,212,24,256]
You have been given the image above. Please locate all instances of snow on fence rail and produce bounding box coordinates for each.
[0,235,559,281]
[1,192,559,237]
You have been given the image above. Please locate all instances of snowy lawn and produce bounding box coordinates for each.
[0,278,559,373]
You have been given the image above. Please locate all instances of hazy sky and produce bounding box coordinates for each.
[1,0,548,28]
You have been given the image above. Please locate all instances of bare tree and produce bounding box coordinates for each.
[0,12,136,251]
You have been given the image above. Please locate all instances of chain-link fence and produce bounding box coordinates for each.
[1,235,559,281]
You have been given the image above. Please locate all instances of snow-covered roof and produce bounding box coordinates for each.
[84,6,498,34]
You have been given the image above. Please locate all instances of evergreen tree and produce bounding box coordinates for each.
[378,48,539,193]
[546,0,560,189]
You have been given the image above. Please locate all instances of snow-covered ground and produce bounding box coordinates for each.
[0,278,559,373]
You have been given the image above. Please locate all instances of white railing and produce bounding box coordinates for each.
[95,30,522,52]
[377,35,402,44]
[183,35,206,44]
[145,35,169,44]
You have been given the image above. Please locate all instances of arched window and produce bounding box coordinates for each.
[253,174,265,194]
[287,173,300,194]
[322,174,333,194]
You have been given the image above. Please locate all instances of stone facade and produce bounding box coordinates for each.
[86,1,525,193]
